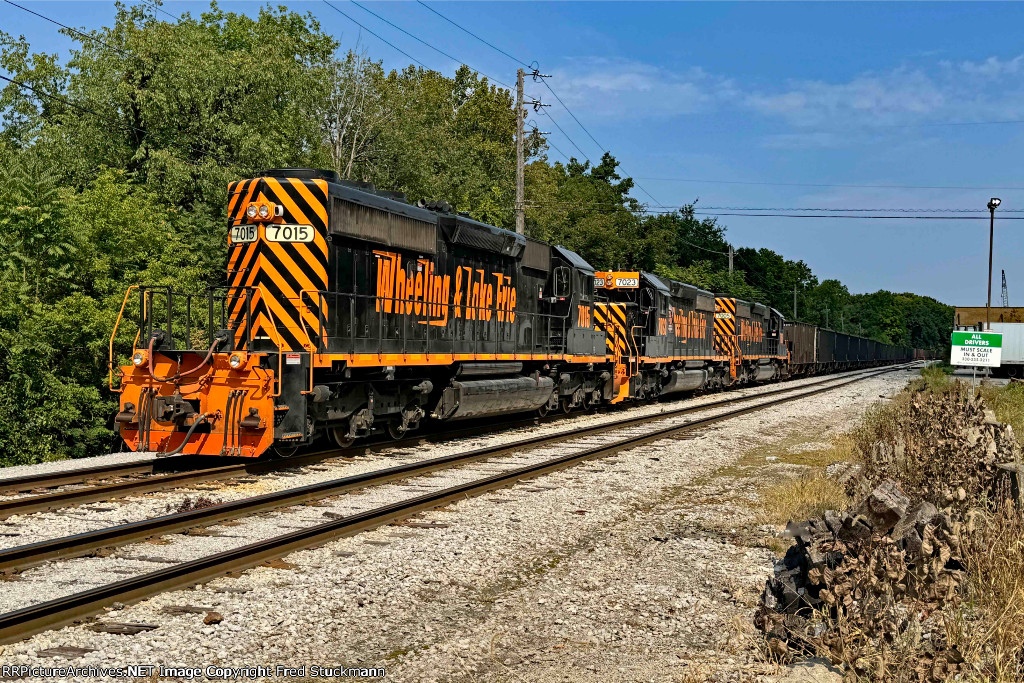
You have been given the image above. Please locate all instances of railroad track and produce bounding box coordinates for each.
[0,362,919,645]
[0,455,205,496]
[0,364,912,520]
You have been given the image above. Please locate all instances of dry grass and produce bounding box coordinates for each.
[951,498,1024,682]
[753,433,859,528]
[981,380,1024,437]
[782,434,860,468]
[757,472,849,526]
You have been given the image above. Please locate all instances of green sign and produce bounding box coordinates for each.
[951,331,1002,348]
[951,331,1002,367]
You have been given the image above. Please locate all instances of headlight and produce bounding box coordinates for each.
[229,354,243,368]
[132,351,146,366]
[246,204,258,218]
[257,204,270,219]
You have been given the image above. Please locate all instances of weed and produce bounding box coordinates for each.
[951,498,1024,682]
[757,472,848,526]
[165,495,221,514]
[980,380,1024,437]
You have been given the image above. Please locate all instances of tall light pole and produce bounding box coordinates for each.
[987,197,1002,330]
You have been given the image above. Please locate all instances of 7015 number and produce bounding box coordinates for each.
[266,224,314,243]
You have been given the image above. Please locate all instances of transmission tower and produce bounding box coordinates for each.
[1002,270,1009,307]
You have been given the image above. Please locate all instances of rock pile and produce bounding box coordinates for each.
[855,390,1019,508]
[756,479,966,679]
[756,384,1023,681]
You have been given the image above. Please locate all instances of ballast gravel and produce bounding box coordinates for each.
[0,368,890,551]
[0,368,918,682]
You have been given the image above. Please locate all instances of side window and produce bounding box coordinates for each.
[640,287,656,311]
[552,267,570,298]
[336,246,354,294]
[576,272,590,301]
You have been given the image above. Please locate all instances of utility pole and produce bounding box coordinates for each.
[728,246,734,276]
[793,284,797,319]
[514,69,550,236]
[987,198,1001,329]
[515,68,525,235]
[825,306,829,329]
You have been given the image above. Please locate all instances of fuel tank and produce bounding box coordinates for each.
[431,375,555,421]
[660,369,708,395]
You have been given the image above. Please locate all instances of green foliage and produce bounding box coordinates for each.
[525,152,643,267]
[0,3,952,467]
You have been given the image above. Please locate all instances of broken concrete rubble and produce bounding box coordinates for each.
[757,383,1021,681]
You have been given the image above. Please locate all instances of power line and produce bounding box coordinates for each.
[331,1,583,166]
[545,139,570,162]
[632,176,1024,192]
[526,200,1024,219]
[538,75,666,208]
[539,80,605,159]
[415,0,531,69]
[145,0,179,22]
[0,72,203,168]
[0,73,144,135]
[689,212,1024,220]
[701,205,1021,213]
[527,200,1018,213]
[405,2,655,205]
[322,1,427,69]
[4,0,132,57]
[347,0,512,89]
[536,107,590,161]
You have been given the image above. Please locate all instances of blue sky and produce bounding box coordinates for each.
[6,1,1024,306]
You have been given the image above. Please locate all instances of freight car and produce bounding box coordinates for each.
[109,169,918,459]
[783,322,913,375]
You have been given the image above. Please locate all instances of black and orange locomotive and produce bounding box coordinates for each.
[110,169,915,458]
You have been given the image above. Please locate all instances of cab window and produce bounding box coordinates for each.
[552,267,570,298]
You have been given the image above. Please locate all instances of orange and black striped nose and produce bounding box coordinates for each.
[225,177,330,351]
[713,297,737,355]
[594,302,630,359]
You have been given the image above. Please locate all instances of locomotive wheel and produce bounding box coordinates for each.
[331,425,355,449]
[537,403,549,418]
[272,444,300,459]
[560,399,572,414]
[387,420,408,441]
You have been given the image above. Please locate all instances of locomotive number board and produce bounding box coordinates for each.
[230,224,315,243]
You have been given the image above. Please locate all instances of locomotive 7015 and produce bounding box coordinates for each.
[108,169,916,458]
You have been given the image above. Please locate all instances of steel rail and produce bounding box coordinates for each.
[0,456,198,495]
[0,364,911,519]
[0,363,918,644]
[0,364,917,574]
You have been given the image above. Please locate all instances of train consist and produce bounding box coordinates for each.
[109,169,917,458]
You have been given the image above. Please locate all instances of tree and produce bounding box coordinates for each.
[321,50,389,180]
[525,152,642,269]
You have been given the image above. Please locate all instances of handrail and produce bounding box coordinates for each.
[298,289,327,353]
[255,285,287,399]
[109,285,139,392]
